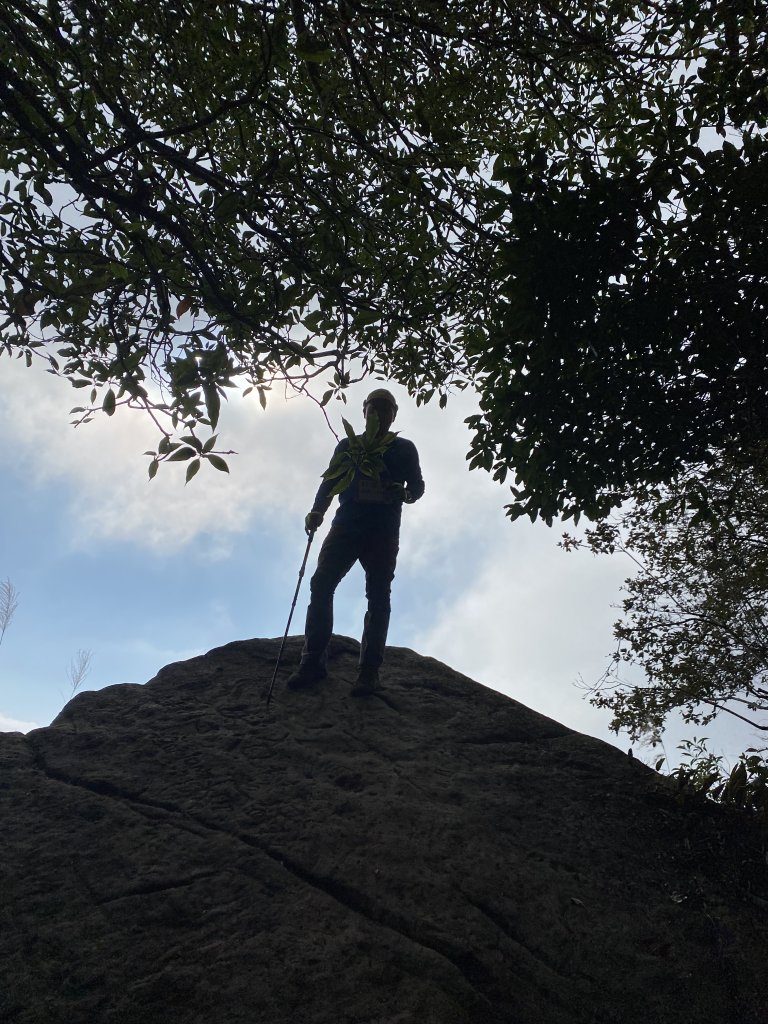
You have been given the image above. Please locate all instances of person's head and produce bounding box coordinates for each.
[363,388,398,435]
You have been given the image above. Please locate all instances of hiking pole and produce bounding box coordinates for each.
[266,528,316,705]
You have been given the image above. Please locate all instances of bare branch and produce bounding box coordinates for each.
[67,649,92,696]
[0,579,19,647]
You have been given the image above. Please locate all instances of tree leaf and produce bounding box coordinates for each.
[342,418,357,442]
[353,308,382,327]
[204,385,221,430]
[301,310,325,332]
[167,447,197,462]
[102,389,116,416]
[364,410,380,441]
[329,468,355,496]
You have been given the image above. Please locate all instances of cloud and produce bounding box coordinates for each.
[0,359,350,553]
[0,711,39,733]
[0,359,494,559]
[410,518,631,742]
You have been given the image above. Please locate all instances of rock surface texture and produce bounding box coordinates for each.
[2,636,767,1024]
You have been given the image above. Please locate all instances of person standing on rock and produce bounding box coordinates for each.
[287,388,424,696]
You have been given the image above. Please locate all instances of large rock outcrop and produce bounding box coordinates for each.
[2,636,766,1024]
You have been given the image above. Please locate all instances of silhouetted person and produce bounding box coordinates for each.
[287,389,424,695]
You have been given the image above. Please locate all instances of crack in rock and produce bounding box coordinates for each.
[28,749,496,1011]
[96,870,221,905]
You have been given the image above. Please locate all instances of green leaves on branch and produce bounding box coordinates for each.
[145,433,231,484]
[322,415,398,497]
[662,739,768,823]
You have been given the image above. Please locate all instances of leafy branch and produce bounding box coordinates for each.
[321,413,398,496]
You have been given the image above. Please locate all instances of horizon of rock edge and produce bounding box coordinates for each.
[1,634,767,1024]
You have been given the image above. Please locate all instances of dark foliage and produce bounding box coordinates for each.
[1,1,766,518]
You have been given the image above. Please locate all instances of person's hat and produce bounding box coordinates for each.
[363,388,398,413]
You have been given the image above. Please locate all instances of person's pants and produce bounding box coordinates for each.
[302,521,400,668]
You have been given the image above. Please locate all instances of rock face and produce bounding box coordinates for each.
[2,636,767,1024]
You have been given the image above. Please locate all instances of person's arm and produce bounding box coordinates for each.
[404,441,425,503]
[306,440,347,528]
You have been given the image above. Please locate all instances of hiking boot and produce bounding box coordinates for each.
[286,658,327,691]
[350,664,379,697]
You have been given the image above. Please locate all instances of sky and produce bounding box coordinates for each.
[0,354,758,770]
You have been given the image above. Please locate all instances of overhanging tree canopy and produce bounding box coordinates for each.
[1,1,766,514]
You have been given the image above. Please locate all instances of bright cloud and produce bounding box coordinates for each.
[0,358,492,558]
[0,358,347,553]
[411,521,632,740]
[0,711,39,733]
